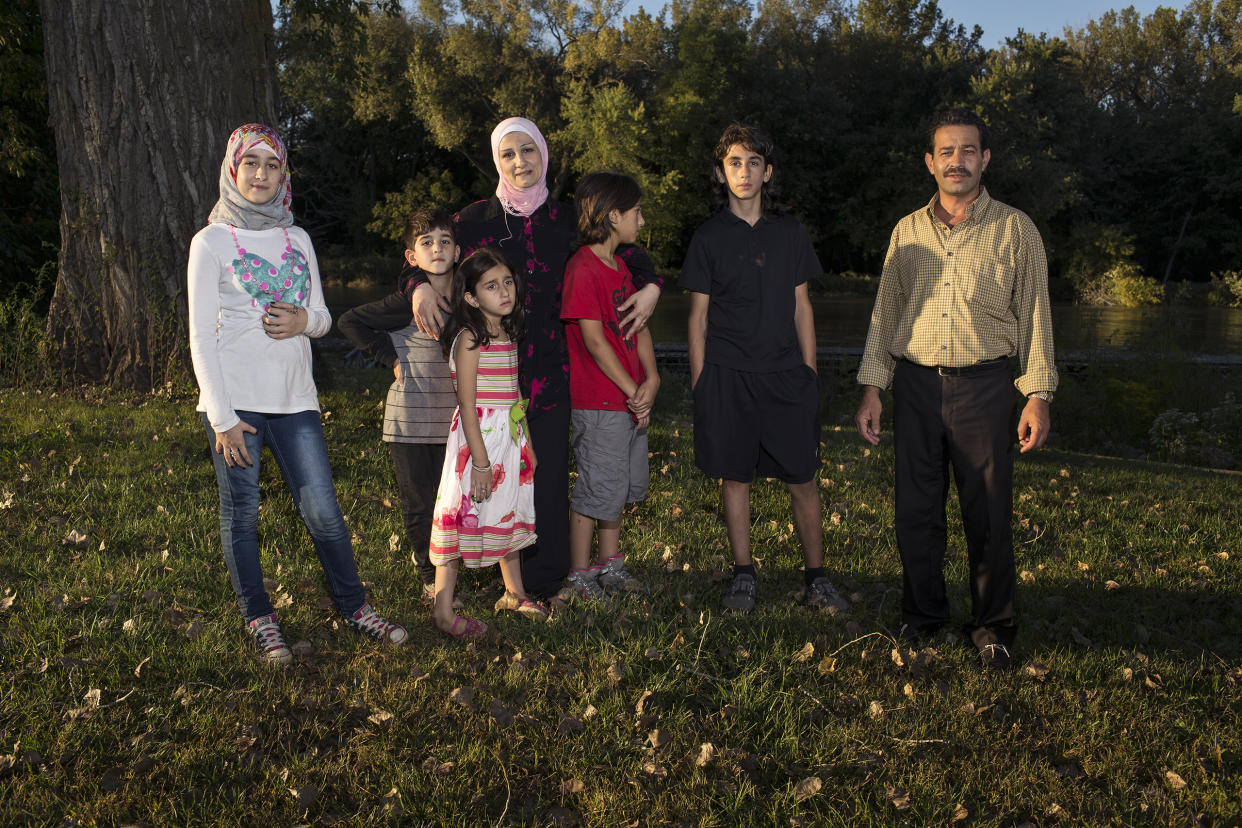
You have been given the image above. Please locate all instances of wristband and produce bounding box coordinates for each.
[471,462,492,472]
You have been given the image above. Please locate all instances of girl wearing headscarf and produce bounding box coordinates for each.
[188,123,407,664]
[410,117,663,599]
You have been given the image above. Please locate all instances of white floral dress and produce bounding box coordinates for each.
[429,336,536,567]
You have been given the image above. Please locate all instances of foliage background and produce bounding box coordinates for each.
[4,0,1242,304]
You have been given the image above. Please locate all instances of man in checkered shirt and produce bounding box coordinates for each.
[854,108,1058,672]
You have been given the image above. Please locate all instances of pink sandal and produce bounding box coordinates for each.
[436,615,487,641]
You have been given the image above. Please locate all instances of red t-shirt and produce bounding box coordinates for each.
[561,246,645,411]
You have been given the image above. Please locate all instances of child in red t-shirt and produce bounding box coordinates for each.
[560,172,660,599]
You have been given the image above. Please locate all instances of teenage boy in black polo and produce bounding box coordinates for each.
[680,123,849,614]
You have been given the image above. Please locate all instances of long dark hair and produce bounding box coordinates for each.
[708,122,785,216]
[440,247,525,358]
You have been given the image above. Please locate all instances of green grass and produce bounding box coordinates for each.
[1,367,1240,826]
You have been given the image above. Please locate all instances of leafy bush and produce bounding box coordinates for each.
[1206,270,1242,307]
[1148,393,1241,468]
[1077,262,1163,307]
[0,266,54,388]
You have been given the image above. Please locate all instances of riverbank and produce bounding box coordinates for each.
[1,376,1239,825]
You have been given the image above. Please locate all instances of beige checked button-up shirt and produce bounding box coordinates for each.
[858,189,1058,398]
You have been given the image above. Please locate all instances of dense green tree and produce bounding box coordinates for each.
[0,0,57,297]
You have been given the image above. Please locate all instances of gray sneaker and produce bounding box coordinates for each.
[720,573,757,612]
[598,556,644,593]
[564,569,606,601]
[806,577,850,613]
[248,613,292,665]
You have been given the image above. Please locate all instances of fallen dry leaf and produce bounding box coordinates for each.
[558,715,583,735]
[793,642,815,663]
[817,656,837,674]
[375,787,401,816]
[635,689,653,716]
[562,778,585,795]
[583,704,599,720]
[63,528,89,546]
[887,786,911,810]
[368,710,394,727]
[99,767,124,792]
[122,618,137,635]
[449,686,476,710]
[1165,770,1187,790]
[950,803,969,823]
[183,620,204,640]
[0,591,14,613]
[291,640,314,657]
[640,760,668,779]
[867,700,884,719]
[695,743,716,767]
[1024,661,1051,680]
[606,659,627,681]
[0,755,15,775]
[290,785,317,810]
[1070,627,1094,648]
[793,776,822,802]
[648,729,669,750]
[487,699,513,728]
[134,656,150,678]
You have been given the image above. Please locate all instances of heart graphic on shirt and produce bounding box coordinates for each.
[229,249,310,307]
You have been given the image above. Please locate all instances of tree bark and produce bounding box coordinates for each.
[39,0,278,388]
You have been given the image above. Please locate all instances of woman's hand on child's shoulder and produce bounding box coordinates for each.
[412,282,452,340]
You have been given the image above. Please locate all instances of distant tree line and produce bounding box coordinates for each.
[276,0,1242,302]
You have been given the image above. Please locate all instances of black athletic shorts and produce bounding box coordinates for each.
[692,361,820,484]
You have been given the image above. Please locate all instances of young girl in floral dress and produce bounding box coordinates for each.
[428,248,547,639]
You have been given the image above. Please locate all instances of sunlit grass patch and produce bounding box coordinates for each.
[1,376,1240,825]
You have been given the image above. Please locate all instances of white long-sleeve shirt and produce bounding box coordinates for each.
[188,223,331,433]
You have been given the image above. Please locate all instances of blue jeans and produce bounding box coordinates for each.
[202,410,366,622]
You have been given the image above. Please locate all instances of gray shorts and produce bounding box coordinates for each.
[570,408,649,521]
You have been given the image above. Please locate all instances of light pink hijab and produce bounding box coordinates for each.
[491,117,549,217]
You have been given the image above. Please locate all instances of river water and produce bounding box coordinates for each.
[323,287,1242,356]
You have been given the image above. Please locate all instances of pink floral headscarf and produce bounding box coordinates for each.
[491,117,549,217]
[207,123,293,230]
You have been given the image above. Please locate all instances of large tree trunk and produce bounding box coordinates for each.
[39,0,278,389]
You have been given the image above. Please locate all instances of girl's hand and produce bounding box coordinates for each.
[528,444,537,475]
[470,465,493,502]
[635,411,650,430]
[616,283,661,340]
[263,301,307,339]
[393,360,405,386]
[412,282,452,339]
[215,420,258,468]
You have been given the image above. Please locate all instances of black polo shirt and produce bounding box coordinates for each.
[679,209,821,373]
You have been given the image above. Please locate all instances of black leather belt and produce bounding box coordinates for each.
[935,356,1009,377]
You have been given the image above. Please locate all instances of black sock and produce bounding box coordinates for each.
[733,563,756,579]
[804,567,825,587]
